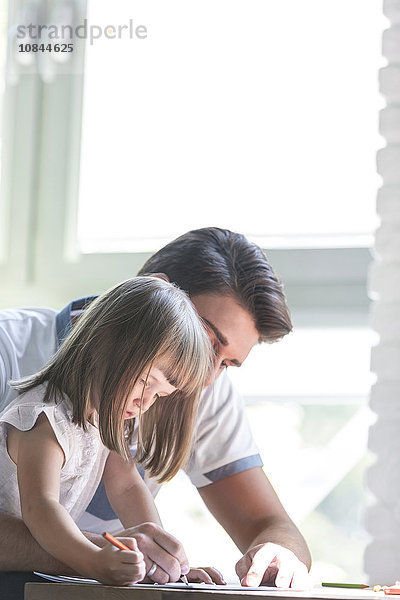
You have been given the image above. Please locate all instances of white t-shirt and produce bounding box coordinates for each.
[0,308,58,412]
[0,302,262,532]
[0,384,109,522]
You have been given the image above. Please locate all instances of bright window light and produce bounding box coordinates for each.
[229,326,375,397]
[77,0,383,253]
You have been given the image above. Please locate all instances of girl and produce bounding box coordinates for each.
[0,277,211,585]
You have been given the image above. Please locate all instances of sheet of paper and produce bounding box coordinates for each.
[147,583,298,591]
[34,573,100,584]
[34,572,300,591]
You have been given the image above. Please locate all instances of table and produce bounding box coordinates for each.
[24,584,381,600]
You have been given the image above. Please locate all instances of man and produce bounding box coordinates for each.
[0,228,311,594]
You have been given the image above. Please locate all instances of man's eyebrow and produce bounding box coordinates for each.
[230,359,242,367]
[201,318,242,368]
[201,318,228,346]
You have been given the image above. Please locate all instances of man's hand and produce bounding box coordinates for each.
[115,522,189,585]
[186,566,226,585]
[236,542,311,589]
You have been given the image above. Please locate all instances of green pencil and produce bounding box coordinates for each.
[322,583,369,589]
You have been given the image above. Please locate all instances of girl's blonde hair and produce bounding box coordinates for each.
[14,277,211,482]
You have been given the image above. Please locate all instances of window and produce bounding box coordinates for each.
[2,0,380,305]
[77,0,383,254]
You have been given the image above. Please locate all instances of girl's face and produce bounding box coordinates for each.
[124,365,177,420]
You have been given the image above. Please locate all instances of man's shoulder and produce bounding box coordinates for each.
[0,308,58,375]
[0,307,58,327]
[0,308,58,352]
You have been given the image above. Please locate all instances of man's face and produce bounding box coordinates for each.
[191,293,260,384]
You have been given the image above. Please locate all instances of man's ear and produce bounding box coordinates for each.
[149,272,170,283]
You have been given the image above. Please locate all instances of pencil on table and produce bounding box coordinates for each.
[322,583,369,589]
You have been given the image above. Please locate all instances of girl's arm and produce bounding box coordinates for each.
[103,451,162,528]
[103,452,226,585]
[16,413,145,585]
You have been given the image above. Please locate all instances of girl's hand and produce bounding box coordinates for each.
[186,566,226,585]
[94,537,146,585]
[116,522,189,584]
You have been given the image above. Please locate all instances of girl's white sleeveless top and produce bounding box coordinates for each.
[0,384,109,522]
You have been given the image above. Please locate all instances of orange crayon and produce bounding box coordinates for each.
[102,531,131,551]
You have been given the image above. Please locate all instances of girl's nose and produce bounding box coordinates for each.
[141,391,155,412]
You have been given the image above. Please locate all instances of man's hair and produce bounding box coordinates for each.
[138,227,292,342]
[13,277,211,482]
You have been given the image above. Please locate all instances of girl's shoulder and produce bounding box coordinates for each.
[0,383,74,432]
[0,383,81,463]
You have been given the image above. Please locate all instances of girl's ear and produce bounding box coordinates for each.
[149,273,170,283]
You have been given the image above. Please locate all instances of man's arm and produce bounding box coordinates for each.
[198,466,311,587]
[0,513,105,573]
